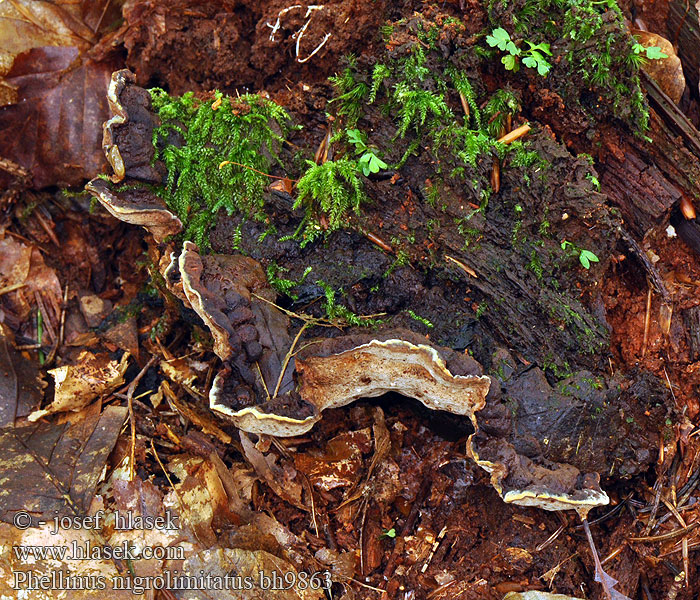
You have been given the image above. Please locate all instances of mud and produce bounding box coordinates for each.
[120,0,395,94]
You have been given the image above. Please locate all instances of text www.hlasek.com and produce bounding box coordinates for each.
[13,540,184,561]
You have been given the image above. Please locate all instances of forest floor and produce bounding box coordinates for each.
[0,1,699,599]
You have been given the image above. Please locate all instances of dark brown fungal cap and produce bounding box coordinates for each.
[85,177,182,244]
[103,69,167,184]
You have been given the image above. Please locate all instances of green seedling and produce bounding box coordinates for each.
[631,43,668,61]
[561,240,599,269]
[380,528,396,539]
[347,129,388,176]
[486,27,552,76]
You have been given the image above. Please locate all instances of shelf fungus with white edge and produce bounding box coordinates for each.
[169,242,609,514]
[85,178,182,244]
[102,69,168,184]
[85,70,180,243]
[84,70,612,515]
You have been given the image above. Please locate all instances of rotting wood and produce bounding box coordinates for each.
[681,305,700,361]
[599,105,700,238]
[668,1,700,93]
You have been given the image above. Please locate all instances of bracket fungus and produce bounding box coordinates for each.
[85,178,182,244]
[169,243,609,514]
[86,70,181,243]
[102,69,167,184]
[86,71,613,514]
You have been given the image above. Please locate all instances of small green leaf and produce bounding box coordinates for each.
[502,54,518,71]
[645,46,668,60]
[486,27,512,52]
[347,128,364,146]
[525,41,552,56]
[367,153,387,173]
[579,249,599,269]
[522,55,537,69]
[380,528,396,539]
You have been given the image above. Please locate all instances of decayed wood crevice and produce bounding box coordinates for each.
[668,1,700,94]
[599,106,700,239]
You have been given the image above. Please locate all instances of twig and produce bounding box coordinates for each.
[364,231,394,253]
[582,518,616,600]
[628,520,699,542]
[34,291,56,344]
[458,92,470,120]
[642,285,652,357]
[497,123,531,144]
[536,524,566,552]
[0,282,26,296]
[272,321,309,399]
[445,254,478,278]
[126,357,157,481]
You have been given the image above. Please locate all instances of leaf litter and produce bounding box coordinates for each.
[0,1,700,599]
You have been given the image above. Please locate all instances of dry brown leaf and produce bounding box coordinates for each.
[0,46,121,188]
[0,405,127,524]
[240,432,305,509]
[179,547,326,600]
[28,351,129,421]
[0,521,137,600]
[0,0,93,81]
[0,231,62,327]
[294,428,371,491]
[166,455,230,547]
[633,30,685,104]
[0,329,46,426]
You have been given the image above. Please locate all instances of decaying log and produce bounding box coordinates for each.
[682,305,700,361]
[668,1,700,94]
[598,76,700,238]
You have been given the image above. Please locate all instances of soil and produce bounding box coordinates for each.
[2,0,700,599]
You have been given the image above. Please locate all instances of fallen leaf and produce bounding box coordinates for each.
[240,431,305,509]
[0,46,120,189]
[269,177,294,194]
[633,30,685,104]
[0,329,45,426]
[28,351,129,421]
[0,231,62,325]
[294,428,371,491]
[0,0,95,81]
[0,405,127,524]
[178,547,326,600]
[166,455,231,547]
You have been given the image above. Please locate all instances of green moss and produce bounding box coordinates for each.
[406,309,434,328]
[489,0,652,133]
[291,159,366,247]
[328,55,369,127]
[266,263,312,299]
[150,89,291,249]
[317,280,382,327]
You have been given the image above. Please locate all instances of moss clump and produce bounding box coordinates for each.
[490,0,650,132]
[292,159,367,247]
[149,89,291,249]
